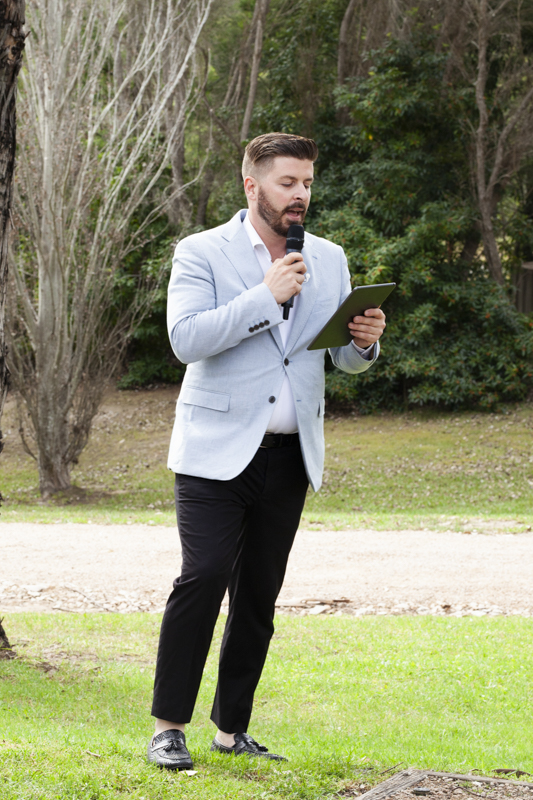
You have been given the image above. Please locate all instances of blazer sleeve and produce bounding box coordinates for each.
[329,249,380,374]
[167,237,283,364]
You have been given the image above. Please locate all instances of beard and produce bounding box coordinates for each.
[257,187,307,237]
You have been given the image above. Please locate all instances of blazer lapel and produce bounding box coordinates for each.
[221,218,265,291]
[220,211,284,353]
[285,241,319,354]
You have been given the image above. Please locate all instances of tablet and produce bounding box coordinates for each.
[307,282,396,350]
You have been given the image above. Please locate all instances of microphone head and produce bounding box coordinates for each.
[286,224,305,252]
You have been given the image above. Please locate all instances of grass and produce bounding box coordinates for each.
[1,612,533,799]
[1,388,533,531]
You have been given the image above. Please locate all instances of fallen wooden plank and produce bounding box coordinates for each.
[425,771,533,789]
[358,769,428,800]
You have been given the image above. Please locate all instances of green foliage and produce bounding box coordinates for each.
[114,233,186,388]
[310,41,533,410]
[320,201,533,410]
[253,0,345,139]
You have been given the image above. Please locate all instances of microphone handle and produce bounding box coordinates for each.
[282,295,294,320]
[281,246,302,320]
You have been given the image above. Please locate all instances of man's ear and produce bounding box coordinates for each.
[244,175,258,203]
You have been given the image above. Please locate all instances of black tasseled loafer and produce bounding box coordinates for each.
[211,732,287,761]
[147,729,193,770]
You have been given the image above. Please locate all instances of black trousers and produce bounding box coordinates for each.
[151,440,309,733]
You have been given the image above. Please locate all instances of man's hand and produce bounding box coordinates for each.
[348,307,386,349]
[263,253,307,304]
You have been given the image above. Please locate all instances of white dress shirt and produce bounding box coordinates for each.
[242,212,373,434]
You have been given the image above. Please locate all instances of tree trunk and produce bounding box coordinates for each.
[478,198,505,284]
[0,0,25,453]
[473,0,504,286]
[239,0,270,142]
[35,384,72,496]
[195,167,215,226]
[0,617,15,659]
[337,0,358,85]
[169,136,193,229]
[459,230,481,263]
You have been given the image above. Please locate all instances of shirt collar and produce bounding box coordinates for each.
[243,210,269,251]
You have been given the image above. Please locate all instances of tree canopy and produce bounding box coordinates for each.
[122,0,533,412]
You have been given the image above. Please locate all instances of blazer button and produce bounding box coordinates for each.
[264,320,270,325]
[284,358,289,366]
[248,327,254,333]
[268,396,276,403]
[254,324,259,330]
[258,322,264,328]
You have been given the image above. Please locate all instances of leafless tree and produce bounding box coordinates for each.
[7,0,213,497]
[209,0,271,145]
[337,0,400,84]
[240,0,270,142]
[0,0,25,460]
[193,0,271,223]
[470,0,533,284]
[337,0,436,84]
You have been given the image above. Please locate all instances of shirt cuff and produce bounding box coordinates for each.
[351,340,375,360]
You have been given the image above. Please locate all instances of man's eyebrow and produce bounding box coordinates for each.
[279,174,314,181]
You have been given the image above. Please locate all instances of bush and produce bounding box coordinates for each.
[319,202,533,411]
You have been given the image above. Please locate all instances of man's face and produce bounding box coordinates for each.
[255,156,314,237]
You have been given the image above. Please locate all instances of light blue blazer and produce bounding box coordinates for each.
[167,210,379,491]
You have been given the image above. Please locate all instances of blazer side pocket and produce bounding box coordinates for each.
[318,398,325,417]
[181,387,230,412]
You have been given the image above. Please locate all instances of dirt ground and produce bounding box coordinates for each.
[1,522,532,616]
[341,773,533,800]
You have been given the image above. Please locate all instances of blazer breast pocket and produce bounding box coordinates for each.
[181,386,230,412]
[313,297,337,319]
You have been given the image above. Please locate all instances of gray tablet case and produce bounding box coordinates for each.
[307,282,396,350]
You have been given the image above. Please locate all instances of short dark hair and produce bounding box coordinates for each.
[242,132,318,179]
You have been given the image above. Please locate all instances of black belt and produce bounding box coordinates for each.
[260,432,299,449]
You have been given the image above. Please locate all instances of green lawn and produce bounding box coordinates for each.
[1,613,532,799]
[1,389,533,531]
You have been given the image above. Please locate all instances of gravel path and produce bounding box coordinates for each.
[1,523,532,617]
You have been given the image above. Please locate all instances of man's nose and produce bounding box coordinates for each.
[292,183,308,200]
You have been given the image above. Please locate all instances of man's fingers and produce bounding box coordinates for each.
[349,308,386,331]
[348,307,386,346]
[263,254,308,303]
[348,320,385,331]
[283,253,306,272]
[349,318,382,326]
[364,307,385,318]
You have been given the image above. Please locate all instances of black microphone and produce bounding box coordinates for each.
[281,223,305,320]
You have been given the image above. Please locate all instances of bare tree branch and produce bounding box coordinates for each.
[203,95,244,156]
[487,83,533,198]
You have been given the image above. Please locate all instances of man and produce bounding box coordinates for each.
[147,133,386,769]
